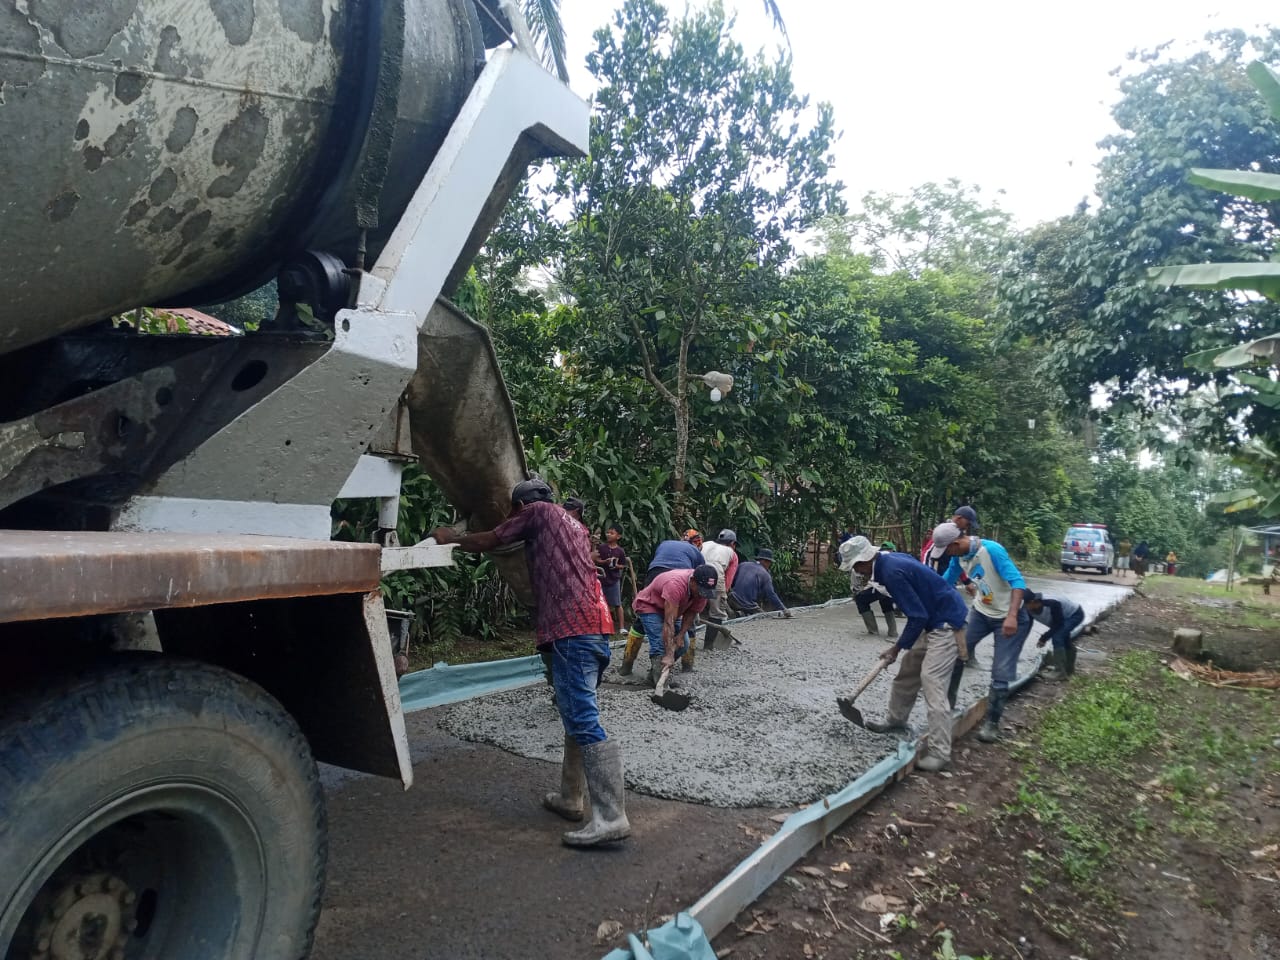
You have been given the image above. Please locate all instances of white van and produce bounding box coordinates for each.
[1061,524,1115,574]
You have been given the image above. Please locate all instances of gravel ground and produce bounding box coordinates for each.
[438,577,1130,808]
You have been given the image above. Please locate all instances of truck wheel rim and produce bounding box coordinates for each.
[3,782,266,960]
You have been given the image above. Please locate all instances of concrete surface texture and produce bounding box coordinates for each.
[438,577,1130,808]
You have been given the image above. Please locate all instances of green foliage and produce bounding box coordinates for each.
[999,28,1280,433]
[1037,655,1160,771]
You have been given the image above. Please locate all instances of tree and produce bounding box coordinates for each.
[999,28,1280,427]
[551,0,841,525]
[826,180,1013,278]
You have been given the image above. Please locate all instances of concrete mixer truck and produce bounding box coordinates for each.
[0,1,587,956]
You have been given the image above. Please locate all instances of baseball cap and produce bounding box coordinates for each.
[928,521,964,560]
[717,528,737,544]
[837,535,879,571]
[954,505,978,528]
[510,478,553,506]
[756,547,774,561]
[684,528,703,542]
[692,563,719,598]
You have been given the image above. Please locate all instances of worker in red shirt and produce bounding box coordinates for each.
[632,565,718,687]
[433,479,627,848]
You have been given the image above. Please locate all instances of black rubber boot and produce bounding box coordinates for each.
[563,739,631,847]
[543,735,585,821]
[864,719,913,736]
[1065,643,1078,676]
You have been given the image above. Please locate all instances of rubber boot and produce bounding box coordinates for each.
[884,611,899,639]
[1065,643,1078,676]
[563,739,631,847]
[618,628,643,676]
[977,691,1006,742]
[864,719,913,736]
[702,619,723,651]
[647,661,680,689]
[860,610,880,636]
[681,638,696,672]
[543,735,585,821]
[1040,649,1067,681]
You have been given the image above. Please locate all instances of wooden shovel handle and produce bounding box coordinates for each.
[846,658,888,702]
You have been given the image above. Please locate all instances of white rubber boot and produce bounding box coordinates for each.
[542,735,585,821]
[563,739,631,847]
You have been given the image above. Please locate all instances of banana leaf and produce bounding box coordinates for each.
[1148,262,1280,300]
[1188,168,1280,202]
[1248,60,1280,120]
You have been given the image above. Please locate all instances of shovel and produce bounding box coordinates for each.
[835,659,889,728]
[706,622,742,651]
[650,665,691,712]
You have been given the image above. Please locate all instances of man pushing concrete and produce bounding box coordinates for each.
[433,479,628,847]
[839,536,968,772]
[930,521,1032,743]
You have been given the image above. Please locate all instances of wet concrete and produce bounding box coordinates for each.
[438,578,1130,808]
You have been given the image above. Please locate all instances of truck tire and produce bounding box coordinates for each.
[0,657,326,960]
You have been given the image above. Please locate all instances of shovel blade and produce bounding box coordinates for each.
[836,695,866,728]
[651,689,692,711]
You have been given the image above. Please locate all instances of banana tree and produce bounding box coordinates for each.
[1150,61,1280,514]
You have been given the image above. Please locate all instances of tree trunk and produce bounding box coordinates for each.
[671,393,691,528]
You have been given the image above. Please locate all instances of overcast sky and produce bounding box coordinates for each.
[558,1,1270,227]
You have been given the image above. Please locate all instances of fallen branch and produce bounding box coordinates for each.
[1168,657,1280,690]
[848,916,892,944]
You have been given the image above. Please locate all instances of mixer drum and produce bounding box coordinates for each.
[0,0,486,356]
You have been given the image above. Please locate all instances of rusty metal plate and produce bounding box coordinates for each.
[0,531,381,623]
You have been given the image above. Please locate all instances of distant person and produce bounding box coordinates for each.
[839,525,857,544]
[840,539,897,638]
[953,505,979,533]
[694,528,740,669]
[1165,550,1178,576]
[932,521,1033,744]
[1131,540,1150,577]
[1116,537,1132,578]
[729,547,792,617]
[593,523,628,636]
[1025,590,1084,680]
[619,532,705,676]
[563,496,586,528]
[840,536,969,773]
[632,565,718,687]
[432,479,627,847]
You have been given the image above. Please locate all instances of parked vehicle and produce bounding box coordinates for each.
[1061,524,1115,575]
[0,3,587,956]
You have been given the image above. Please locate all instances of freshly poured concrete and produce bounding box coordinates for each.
[438,577,1130,807]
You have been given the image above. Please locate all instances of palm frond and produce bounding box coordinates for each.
[523,0,568,81]
[761,0,789,44]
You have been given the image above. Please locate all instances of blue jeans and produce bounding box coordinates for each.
[637,611,687,661]
[965,606,1033,721]
[548,635,611,746]
[1044,608,1085,651]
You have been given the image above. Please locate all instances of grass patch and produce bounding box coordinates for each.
[1036,652,1159,771]
[1008,648,1280,888]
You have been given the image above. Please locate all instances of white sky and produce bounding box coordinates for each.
[558,1,1271,227]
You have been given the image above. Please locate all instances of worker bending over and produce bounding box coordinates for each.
[931,521,1032,744]
[839,536,968,772]
[1025,591,1084,680]
[728,548,792,617]
[632,565,718,687]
